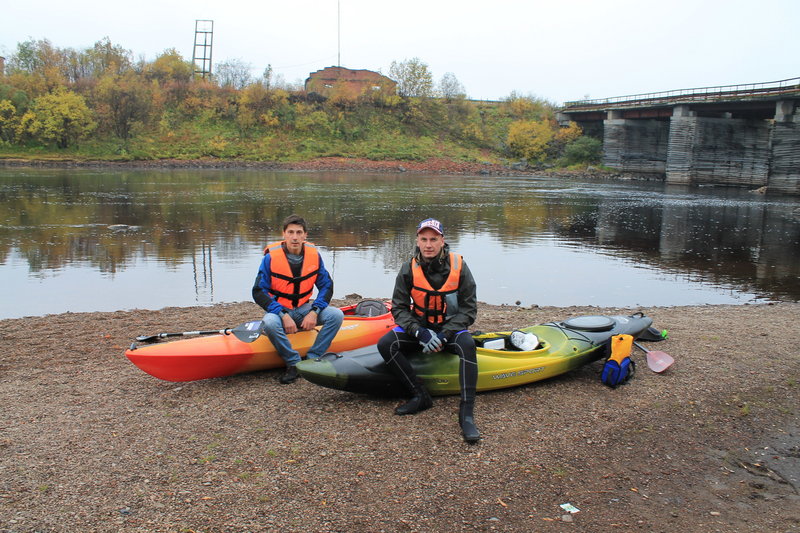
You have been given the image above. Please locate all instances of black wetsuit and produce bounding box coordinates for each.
[377,244,478,412]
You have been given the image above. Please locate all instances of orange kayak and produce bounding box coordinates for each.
[125,301,395,382]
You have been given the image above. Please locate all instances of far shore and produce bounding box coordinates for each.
[1,155,636,179]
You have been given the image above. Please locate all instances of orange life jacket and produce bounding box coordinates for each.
[263,241,320,309]
[410,253,462,325]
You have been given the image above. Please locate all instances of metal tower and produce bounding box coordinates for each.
[192,20,214,79]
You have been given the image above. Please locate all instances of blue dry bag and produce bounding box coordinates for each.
[601,334,636,388]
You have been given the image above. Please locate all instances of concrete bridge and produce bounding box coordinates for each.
[558,77,800,194]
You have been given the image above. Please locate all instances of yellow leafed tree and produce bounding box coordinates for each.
[0,100,19,142]
[507,120,554,162]
[20,88,96,148]
[555,121,582,145]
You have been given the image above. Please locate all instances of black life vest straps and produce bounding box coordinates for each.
[411,284,457,322]
[270,270,318,306]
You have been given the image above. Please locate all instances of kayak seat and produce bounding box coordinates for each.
[475,335,544,352]
[476,335,521,351]
[354,299,388,317]
[479,337,507,350]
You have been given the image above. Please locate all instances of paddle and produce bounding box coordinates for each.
[135,320,263,344]
[632,341,674,373]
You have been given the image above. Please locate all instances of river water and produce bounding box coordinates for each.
[2,167,799,319]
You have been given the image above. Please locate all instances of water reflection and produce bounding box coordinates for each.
[1,168,799,319]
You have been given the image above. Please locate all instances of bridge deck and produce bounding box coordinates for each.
[562,77,800,112]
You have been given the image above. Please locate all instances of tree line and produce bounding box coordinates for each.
[0,38,601,166]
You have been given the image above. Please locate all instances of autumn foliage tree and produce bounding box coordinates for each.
[438,72,466,101]
[506,119,587,163]
[5,39,69,96]
[64,38,133,82]
[503,92,554,121]
[507,119,555,162]
[19,87,96,148]
[235,83,287,133]
[0,100,18,143]
[214,58,253,90]
[388,58,434,98]
[0,85,30,143]
[144,49,194,84]
[93,73,152,138]
[549,121,583,158]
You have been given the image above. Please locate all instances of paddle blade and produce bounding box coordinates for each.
[230,321,263,343]
[646,350,674,373]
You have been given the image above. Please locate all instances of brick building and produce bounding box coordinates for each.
[305,66,396,99]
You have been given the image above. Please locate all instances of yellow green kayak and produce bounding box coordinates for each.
[296,313,654,396]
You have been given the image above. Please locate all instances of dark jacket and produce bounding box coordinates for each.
[391,243,477,339]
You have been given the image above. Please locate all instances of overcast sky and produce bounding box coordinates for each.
[3,0,798,104]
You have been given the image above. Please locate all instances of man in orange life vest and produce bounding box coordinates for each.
[253,214,344,384]
[377,218,480,443]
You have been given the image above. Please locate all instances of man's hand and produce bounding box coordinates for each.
[416,328,443,354]
[282,313,298,334]
[300,310,318,331]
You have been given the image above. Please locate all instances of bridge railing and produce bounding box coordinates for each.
[563,77,800,109]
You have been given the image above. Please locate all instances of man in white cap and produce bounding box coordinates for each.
[376,218,480,443]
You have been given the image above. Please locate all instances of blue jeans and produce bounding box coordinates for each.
[261,302,344,366]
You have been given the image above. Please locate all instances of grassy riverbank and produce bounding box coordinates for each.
[1,41,601,169]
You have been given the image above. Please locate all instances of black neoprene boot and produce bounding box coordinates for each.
[459,401,480,443]
[395,380,433,415]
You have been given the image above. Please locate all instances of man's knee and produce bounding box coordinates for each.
[322,306,344,326]
[377,332,394,359]
[261,313,283,334]
[452,330,474,344]
[451,331,477,356]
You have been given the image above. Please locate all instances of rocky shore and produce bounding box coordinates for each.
[1,299,798,532]
[0,155,623,179]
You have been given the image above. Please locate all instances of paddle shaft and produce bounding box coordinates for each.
[136,329,230,343]
[632,341,651,354]
[135,320,264,344]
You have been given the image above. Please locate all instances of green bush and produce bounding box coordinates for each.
[562,136,602,165]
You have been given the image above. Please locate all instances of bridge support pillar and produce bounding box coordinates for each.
[602,118,668,174]
[768,101,800,194]
[665,109,771,187]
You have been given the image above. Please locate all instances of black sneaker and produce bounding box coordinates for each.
[279,365,299,384]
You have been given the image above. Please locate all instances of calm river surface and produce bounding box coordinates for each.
[2,167,800,319]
